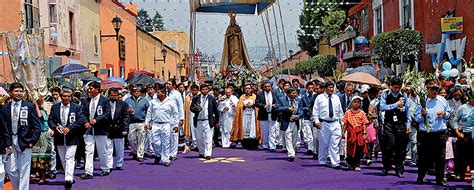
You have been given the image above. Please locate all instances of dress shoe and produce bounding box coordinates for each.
[80,174,93,180]
[288,156,295,162]
[306,150,314,156]
[312,154,318,159]
[47,173,56,179]
[64,180,73,188]
[163,162,170,167]
[366,160,372,166]
[99,171,110,176]
[38,180,47,185]
[435,181,448,187]
[381,169,388,176]
[282,149,287,153]
[269,149,276,152]
[154,157,161,165]
[137,157,144,162]
[333,165,342,170]
[354,167,361,172]
[198,154,205,158]
[132,154,138,160]
[396,172,404,178]
[416,178,424,184]
[115,166,123,170]
[170,156,177,161]
[205,156,211,160]
[229,143,237,149]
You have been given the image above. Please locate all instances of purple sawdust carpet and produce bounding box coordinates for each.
[31,146,470,190]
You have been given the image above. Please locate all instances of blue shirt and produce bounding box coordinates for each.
[379,90,412,126]
[452,104,473,133]
[414,95,452,132]
[125,96,149,123]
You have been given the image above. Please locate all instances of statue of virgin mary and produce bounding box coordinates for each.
[220,11,254,74]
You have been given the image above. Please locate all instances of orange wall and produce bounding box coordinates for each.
[99,0,137,79]
[0,0,22,83]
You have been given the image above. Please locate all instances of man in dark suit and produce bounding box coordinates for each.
[106,88,129,171]
[0,96,12,190]
[2,82,41,189]
[276,88,303,162]
[80,81,112,179]
[190,84,219,160]
[338,82,355,112]
[301,82,318,157]
[256,81,279,151]
[48,88,86,188]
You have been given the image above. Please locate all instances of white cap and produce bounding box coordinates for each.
[351,95,363,102]
[360,84,370,93]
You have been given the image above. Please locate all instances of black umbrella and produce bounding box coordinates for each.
[126,74,155,86]
[54,78,75,89]
[347,64,395,80]
[81,76,102,83]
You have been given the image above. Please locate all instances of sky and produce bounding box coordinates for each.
[121,0,304,67]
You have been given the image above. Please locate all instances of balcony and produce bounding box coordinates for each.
[343,50,370,60]
[330,30,357,46]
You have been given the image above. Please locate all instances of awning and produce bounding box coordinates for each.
[191,0,275,15]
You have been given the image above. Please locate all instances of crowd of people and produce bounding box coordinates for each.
[0,73,471,189]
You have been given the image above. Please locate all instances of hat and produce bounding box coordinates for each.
[351,96,363,102]
[359,84,370,93]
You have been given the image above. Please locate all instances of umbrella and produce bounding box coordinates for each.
[347,64,395,80]
[0,87,8,96]
[354,36,369,44]
[269,74,306,85]
[107,76,126,85]
[81,76,102,82]
[153,78,166,85]
[100,80,124,90]
[55,78,75,89]
[310,76,325,83]
[127,70,154,78]
[341,72,381,86]
[126,74,155,86]
[62,63,90,75]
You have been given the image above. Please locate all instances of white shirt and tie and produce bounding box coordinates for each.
[11,100,22,150]
[198,95,209,120]
[60,104,70,127]
[89,95,100,121]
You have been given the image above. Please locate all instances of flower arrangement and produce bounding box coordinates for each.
[215,68,261,89]
[402,66,435,131]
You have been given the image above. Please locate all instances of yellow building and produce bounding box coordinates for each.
[137,28,182,80]
[79,0,101,73]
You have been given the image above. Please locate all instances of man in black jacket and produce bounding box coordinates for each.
[80,82,112,179]
[48,88,86,188]
[190,84,219,160]
[0,94,12,190]
[106,88,129,170]
[2,82,41,189]
[256,81,279,151]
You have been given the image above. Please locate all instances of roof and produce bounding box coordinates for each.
[190,0,275,15]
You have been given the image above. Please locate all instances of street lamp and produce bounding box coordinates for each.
[101,15,122,40]
[161,48,168,64]
[154,47,167,78]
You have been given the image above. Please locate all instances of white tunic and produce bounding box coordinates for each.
[242,99,257,139]
[218,95,239,134]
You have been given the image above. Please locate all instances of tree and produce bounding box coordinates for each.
[297,0,332,56]
[137,9,166,32]
[373,29,423,66]
[312,55,338,77]
[321,10,346,40]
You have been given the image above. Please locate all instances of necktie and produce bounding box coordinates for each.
[90,97,96,121]
[111,102,116,119]
[61,105,67,126]
[328,95,334,118]
[346,95,350,109]
[12,102,19,135]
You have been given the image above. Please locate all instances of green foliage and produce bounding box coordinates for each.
[312,55,338,77]
[137,9,166,32]
[322,10,346,40]
[373,29,423,66]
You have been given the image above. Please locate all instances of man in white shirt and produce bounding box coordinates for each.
[165,80,185,161]
[145,84,178,167]
[313,81,344,168]
[218,88,239,148]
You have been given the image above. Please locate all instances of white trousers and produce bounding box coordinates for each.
[284,122,299,157]
[6,148,32,190]
[260,119,277,149]
[339,132,347,157]
[318,121,341,167]
[107,138,125,168]
[303,120,315,152]
[170,123,179,157]
[151,123,171,163]
[275,122,283,146]
[308,120,319,154]
[196,120,213,157]
[190,123,197,147]
[49,137,57,173]
[0,155,4,190]
[84,135,110,175]
[144,129,154,155]
[220,125,232,148]
[128,123,146,158]
[57,145,77,182]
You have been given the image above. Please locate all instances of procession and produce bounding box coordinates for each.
[0,0,473,189]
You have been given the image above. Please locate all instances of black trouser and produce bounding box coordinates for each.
[380,122,408,173]
[455,132,473,178]
[347,145,364,168]
[213,126,221,146]
[417,131,446,183]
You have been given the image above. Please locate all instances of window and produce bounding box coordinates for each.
[402,0,412,29]
[108,67,113,78]
[119,35,126,60]
[24,0,40,33]
[374,7,382,34]
[94,34,99,55]
[69,11,75,46]
[360,7,369,35]
[120,66,125,78]
[48,4,57,24]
